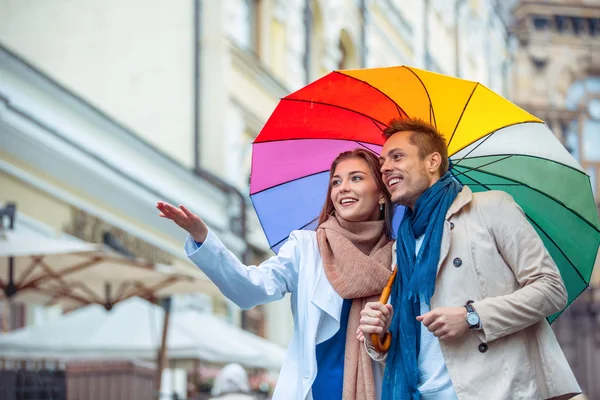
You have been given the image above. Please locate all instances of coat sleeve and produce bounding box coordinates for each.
[185,230,300,310]
[472,192,568,343]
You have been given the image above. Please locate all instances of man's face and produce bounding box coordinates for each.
[379,131,435,209]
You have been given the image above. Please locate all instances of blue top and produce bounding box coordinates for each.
[311,298,352,400]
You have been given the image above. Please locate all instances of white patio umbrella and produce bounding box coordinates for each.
[0,227,214,393]
[0,297,285,370]
[0,230,209,310]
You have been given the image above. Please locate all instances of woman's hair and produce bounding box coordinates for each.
[317,148,394,237]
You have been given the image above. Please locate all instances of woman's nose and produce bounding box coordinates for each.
[339,180,351,192]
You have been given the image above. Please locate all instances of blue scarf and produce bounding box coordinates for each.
[382,172,462,400]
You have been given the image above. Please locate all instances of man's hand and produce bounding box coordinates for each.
[357,302,394,342]
[156,202,208,243]
[417,306,469,341]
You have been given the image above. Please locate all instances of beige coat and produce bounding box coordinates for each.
[374,186,580,400]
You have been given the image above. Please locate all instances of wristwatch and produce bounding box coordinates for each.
[464,302,481,329]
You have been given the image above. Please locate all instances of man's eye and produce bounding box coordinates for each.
[393,154,402,160]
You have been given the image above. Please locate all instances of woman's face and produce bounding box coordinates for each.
[330,157,384,222]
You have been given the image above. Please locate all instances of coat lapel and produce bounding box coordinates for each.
[311,262,343,344]
[437,186,473,278]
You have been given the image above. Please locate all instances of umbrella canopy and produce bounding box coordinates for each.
[0,297,285,371]
[0,230,209,310]
[250,66,600,321]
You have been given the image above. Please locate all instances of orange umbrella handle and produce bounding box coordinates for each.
[371,267,397,353]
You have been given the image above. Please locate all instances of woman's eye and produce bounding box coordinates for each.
[332,179,341,186]
[352,175,363,182]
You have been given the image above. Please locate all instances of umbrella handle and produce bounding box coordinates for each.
[370,267,397,353]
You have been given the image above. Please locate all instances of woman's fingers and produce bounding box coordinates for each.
[356,327,365,342]
[179,205,196,219]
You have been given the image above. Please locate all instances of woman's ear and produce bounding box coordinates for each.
[379,197,385,205]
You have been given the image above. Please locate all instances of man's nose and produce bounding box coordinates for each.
[380,160,390,174]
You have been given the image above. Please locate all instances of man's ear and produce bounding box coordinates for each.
[428,152,442,174]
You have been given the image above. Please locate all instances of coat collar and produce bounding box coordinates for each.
[446,185,473,219]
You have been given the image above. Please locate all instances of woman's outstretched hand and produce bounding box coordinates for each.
[156,202,208,243]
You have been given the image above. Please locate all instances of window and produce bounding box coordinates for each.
[337,30,358,70]
[270,19,286,78]
[229,0,260,53]
[554,15,569,34]
[532,16,550,31]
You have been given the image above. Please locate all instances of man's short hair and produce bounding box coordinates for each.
[382,118,449,175]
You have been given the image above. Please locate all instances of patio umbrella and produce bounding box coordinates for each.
[249,66,600,324]
[0,297,285,371]
[0,225,212,393]
[0,229,209,310]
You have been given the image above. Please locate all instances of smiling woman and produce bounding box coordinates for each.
[157,148,396,400]
[318,148,394,235]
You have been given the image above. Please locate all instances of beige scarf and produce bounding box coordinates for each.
[317,214,393,400]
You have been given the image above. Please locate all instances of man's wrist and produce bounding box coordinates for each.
[465,302,481,329]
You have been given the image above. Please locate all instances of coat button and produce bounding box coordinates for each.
[478,343,488,353]
[453,257,462,267]
[450,222,455,230]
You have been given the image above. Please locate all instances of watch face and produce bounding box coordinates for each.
[467,313,480,326]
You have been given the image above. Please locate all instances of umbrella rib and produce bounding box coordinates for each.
[114,281,131,302]
[447,83,479,149]
[59,280,104,304]
[15,257,43,287]
[452,153,590,177]
[280,98,389,128]
[354,141,380,155]
[127,277,181,302]
[449,130,497,169]
[524,215,589,285]
[450,155,514,179]
[332,71,409,119]
[250,170,329,196]
[252,135,385,147]
[34,260,74,292]
[404,66,437,126]
[25,257,101,287]
[548,285,588,323]
[449,121,544,161]
[454,174,588,286]
[35,287,92,308]
[269,217,319,251]
[452,165,600,233]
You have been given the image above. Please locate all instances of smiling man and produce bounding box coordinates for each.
[358,118,580,400]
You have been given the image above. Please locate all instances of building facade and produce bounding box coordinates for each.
[510,1,600,398]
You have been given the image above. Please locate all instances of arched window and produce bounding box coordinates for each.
[305,0,324,82]
[338,30,358,70]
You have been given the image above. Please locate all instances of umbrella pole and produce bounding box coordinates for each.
[155,297,172,398]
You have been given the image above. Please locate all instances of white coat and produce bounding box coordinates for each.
[185,229,384,400]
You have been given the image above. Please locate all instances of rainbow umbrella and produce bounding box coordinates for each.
[250,66,600,320]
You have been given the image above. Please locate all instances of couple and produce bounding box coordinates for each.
[157,118,580,400]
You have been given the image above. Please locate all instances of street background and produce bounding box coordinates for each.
[0,0,599,398]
